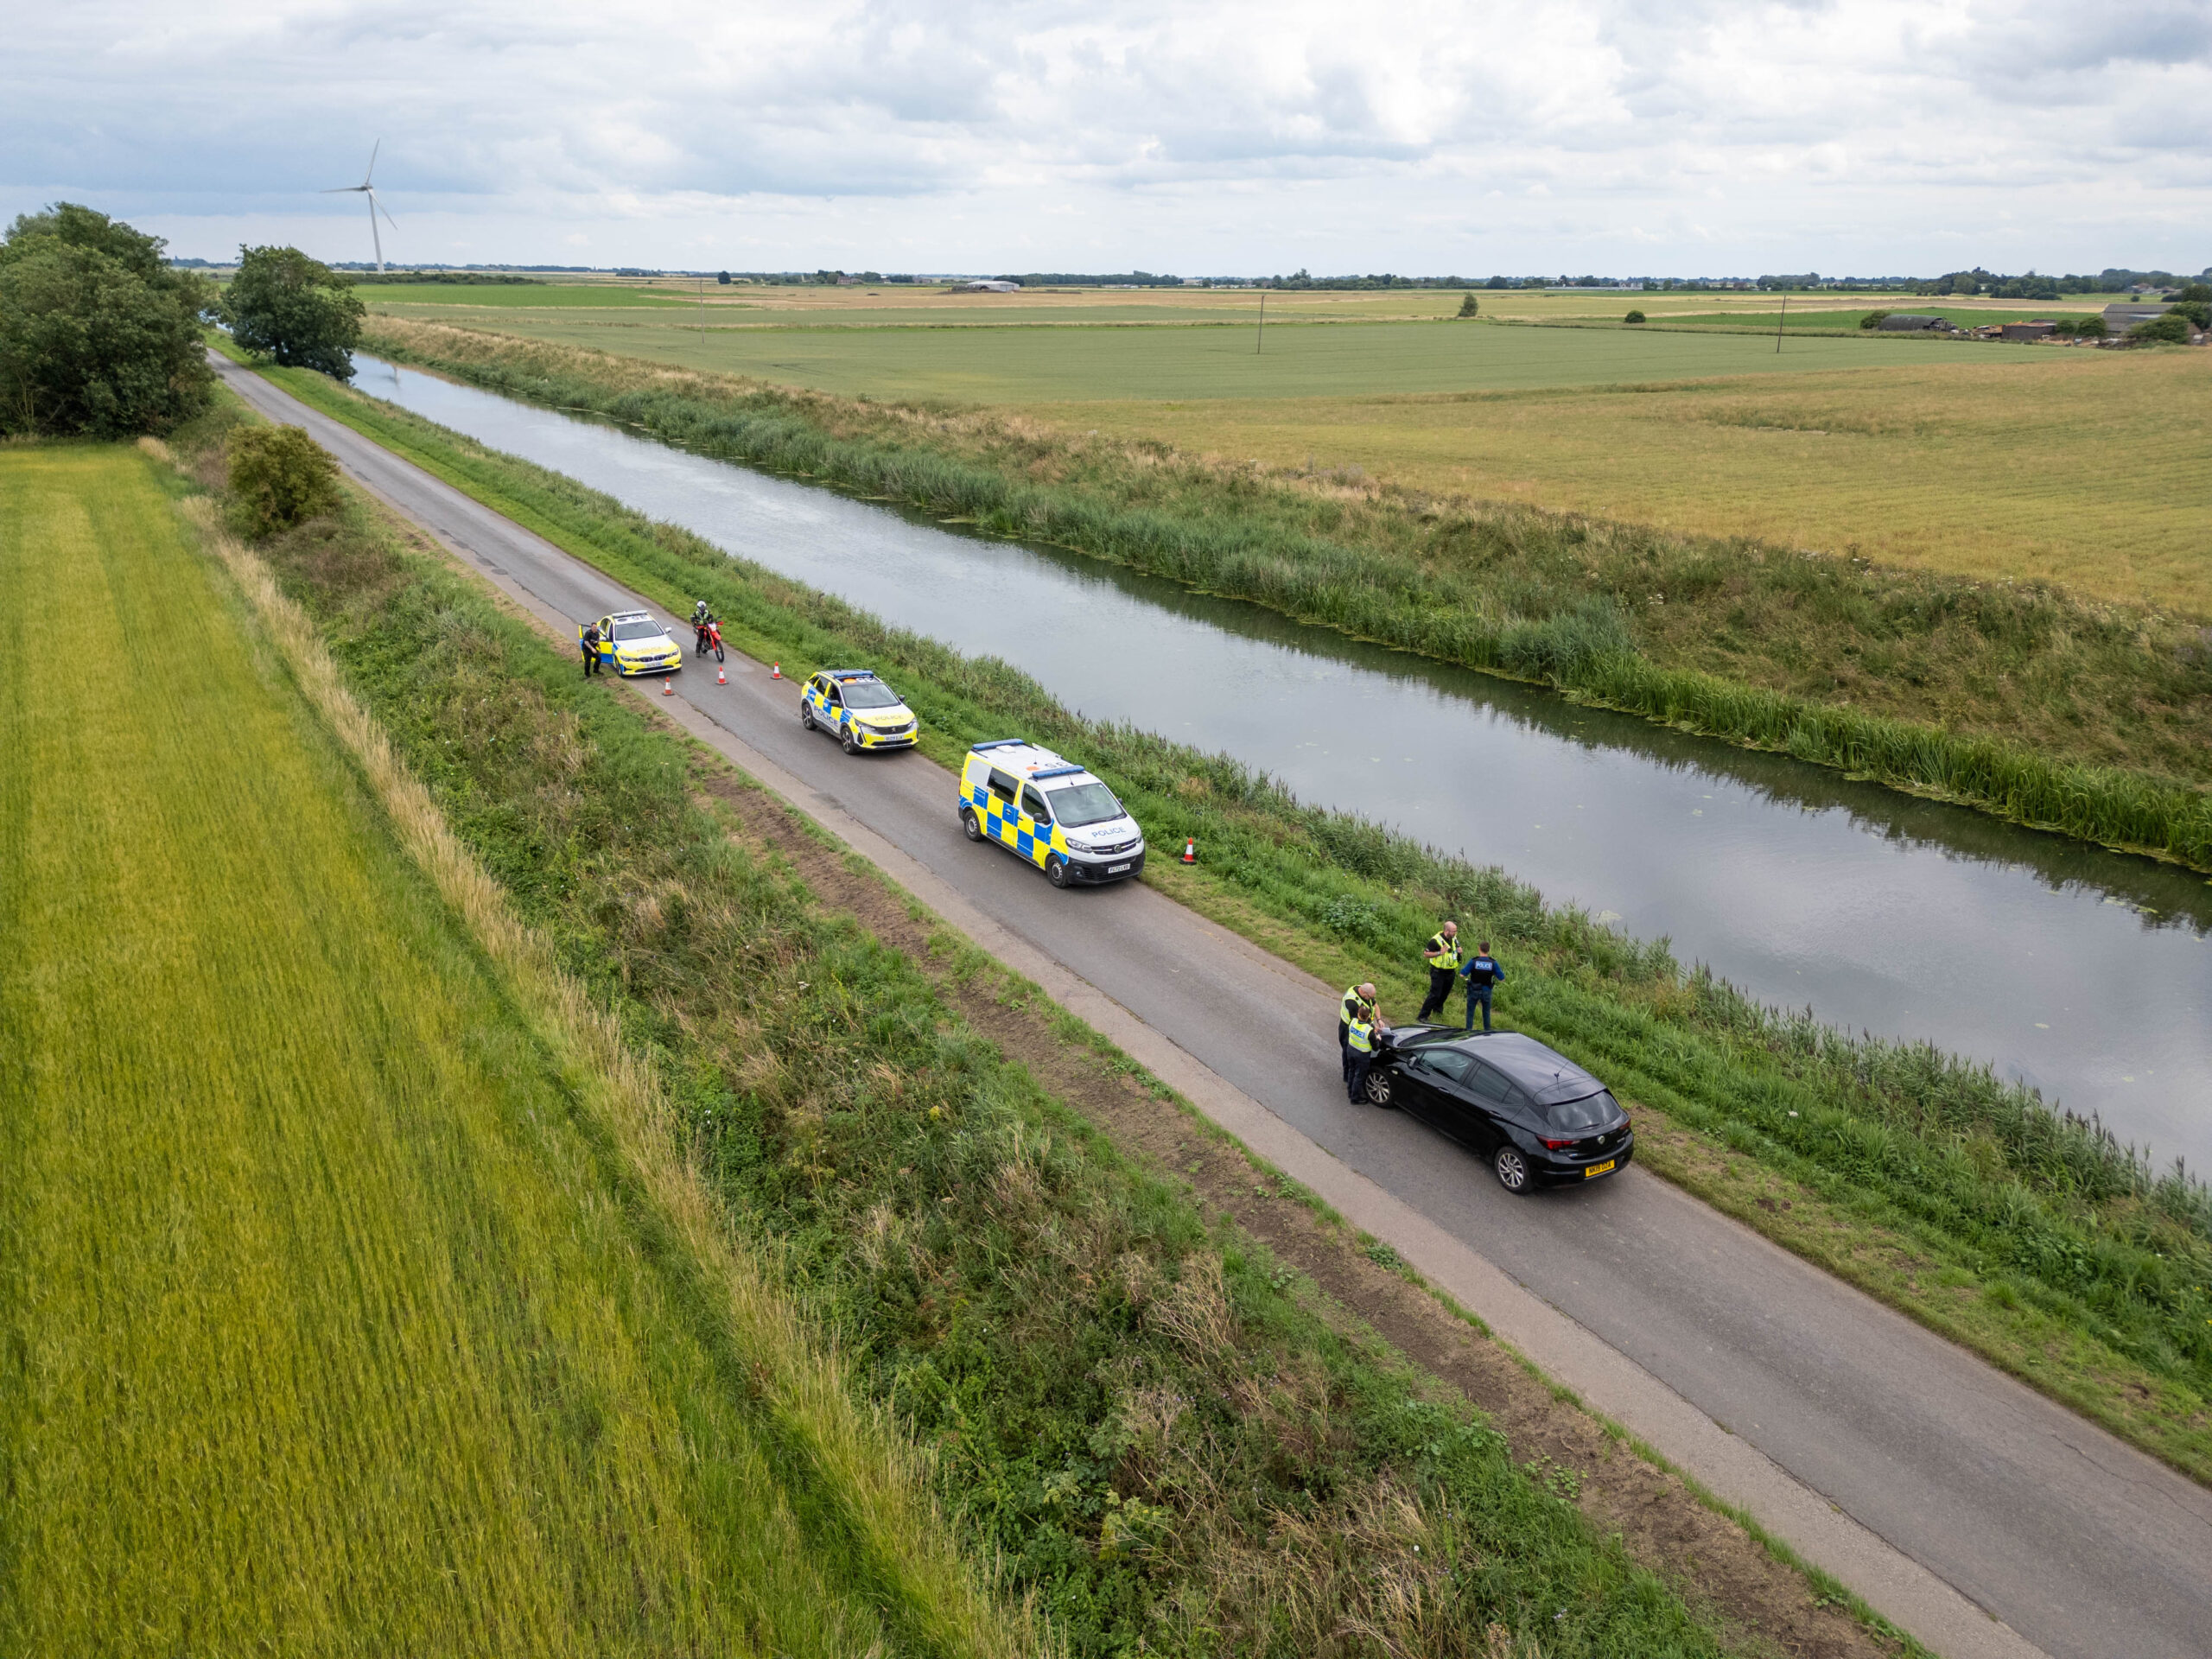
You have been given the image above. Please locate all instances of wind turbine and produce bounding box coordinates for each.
[321,141,397,272]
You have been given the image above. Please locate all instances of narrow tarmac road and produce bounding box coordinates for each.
[218,357,2212,1659]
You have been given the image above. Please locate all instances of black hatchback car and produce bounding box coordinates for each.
[1362,1026,1633,1192]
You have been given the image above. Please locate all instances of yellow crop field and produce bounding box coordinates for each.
[0,446,973,1654]
[1032,349,2212,614]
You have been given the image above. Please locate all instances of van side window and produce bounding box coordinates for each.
[987,770,1020,804]
[1020,785,1051,822]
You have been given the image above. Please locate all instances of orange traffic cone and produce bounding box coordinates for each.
[1181,838,1197,864]
[770,663,782,679]
[716,666,728,685]
[663,679,675,696]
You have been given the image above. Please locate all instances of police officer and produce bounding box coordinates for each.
[1344,1001,1382,1104]
[580,620,604,677]
[1461,940,1506,1033]
[1338,982,1386,1084]
[1416,920,1461,1020]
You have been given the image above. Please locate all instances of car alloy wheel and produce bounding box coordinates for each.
[1363,1070,1392,1107]
[1493,1146,1531,1193]
[800,706,817,730]
[1046,854,1071,887]
[842,732,861,755]
[961,807,985,842]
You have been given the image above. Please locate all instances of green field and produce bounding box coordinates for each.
[0,446,989,1654]
[394,308,1996,401]
[354,280,694,308]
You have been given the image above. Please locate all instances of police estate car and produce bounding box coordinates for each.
[581,608,682,677]
[957,741,1145,887]
[798,670,920,753]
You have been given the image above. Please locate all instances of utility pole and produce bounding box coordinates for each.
[1776,291,1789,353]
[1255,288,1266,354]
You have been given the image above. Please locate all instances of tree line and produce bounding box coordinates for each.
[1,203,368,437]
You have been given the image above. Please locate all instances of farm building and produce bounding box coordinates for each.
[2104,302,2171,332]
[2000,321,2058,340]
[1877,314,1955,332]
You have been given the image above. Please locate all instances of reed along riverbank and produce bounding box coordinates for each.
[356,316,2212,872]
[226,350,2212,1490]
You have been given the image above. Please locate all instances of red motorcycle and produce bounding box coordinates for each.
[694,617,725,663]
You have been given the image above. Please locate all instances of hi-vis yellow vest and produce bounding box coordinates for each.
[1346,1015,1376,1054]
[1427,931,1461,972]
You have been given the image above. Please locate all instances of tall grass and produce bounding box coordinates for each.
[222,371,2212,1483]
[0,443,1019,1656]
[181,411,1766,1657]
[354,318,2212,871]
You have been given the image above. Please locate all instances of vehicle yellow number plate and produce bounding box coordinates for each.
[1584,1160,1618,1179]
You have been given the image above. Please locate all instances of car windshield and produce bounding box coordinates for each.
[839,680,901,709]
[1545,1090,1619,1132]
[1044,781,1122,827]
[610,618,664,642]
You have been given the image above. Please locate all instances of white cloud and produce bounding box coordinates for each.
[3,0,2207,271]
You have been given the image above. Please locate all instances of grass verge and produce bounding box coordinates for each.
[357,318,2211,868]
[0,441,1017,1656]
[165,400,1793,1657]
[225,352,2212,1490]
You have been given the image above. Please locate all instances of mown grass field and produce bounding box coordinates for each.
[0,444,1003,1655]
[354,280,694,308]
[401,305,1993,402]
[1033,350,2212,613]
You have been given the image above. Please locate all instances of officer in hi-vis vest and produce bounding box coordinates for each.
[1344,1004,1382,1104]
[1338,982,1386,1084]
[1417,920,1460,1020]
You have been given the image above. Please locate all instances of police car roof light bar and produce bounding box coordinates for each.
[1030,765,1086,779]
[970,738,1028,751]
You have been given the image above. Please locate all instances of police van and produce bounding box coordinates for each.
[957,741,1145,887]
[798,669,920,753]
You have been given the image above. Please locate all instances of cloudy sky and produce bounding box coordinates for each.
[7,0,2208,276]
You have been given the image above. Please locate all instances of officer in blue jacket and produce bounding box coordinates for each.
[1460,941,1505,1033]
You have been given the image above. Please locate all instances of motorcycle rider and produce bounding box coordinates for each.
[691,600,718,657]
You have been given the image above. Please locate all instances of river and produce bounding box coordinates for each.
[348,354,2212,1169]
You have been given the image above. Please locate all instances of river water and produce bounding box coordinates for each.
[350,354,2212,1169]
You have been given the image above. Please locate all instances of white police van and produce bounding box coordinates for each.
[957,741,1145,887]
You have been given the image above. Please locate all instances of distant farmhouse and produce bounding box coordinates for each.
[1876,314,1958,332]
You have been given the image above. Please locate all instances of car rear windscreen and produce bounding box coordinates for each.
[1544,1090,1619,1132]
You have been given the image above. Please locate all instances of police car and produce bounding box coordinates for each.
[581,608,682,677]
[957,741,1145,887]
[798,669,920,754]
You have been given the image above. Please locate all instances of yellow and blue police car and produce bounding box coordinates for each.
[581,608,682,677]
[957,740,1145,888]
[798,669,920,754]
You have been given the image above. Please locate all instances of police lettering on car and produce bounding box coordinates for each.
[956,741,1146,889]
